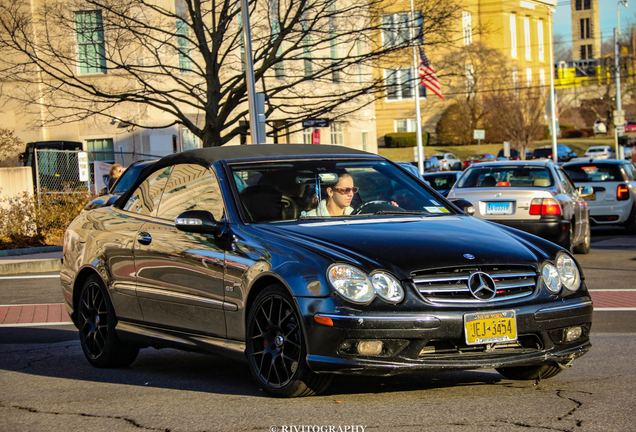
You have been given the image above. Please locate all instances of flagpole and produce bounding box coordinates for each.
[410,0,424,174]
[547,6,558,163]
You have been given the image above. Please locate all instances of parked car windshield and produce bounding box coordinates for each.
[564,164,626,182]
[423,173,459,191]
[586,147,609,153]
[455,165,554,188]
[230,160,452,222]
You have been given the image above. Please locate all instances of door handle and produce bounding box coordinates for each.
[137,232,152,245]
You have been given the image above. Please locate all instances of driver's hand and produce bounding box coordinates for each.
[391,201,398,206]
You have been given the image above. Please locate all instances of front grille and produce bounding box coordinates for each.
[413,265,538,304]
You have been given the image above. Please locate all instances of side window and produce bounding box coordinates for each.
[556,168,575,194]
[156,164,224,221]
[123,166,173,216]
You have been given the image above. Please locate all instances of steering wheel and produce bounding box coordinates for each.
[351,200,402,215]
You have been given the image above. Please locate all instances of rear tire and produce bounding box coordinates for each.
[573,223,591,254]
[246,284,333,397]
[496,364,564,380]
[78,274,139,368]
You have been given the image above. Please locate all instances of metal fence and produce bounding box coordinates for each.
[34,149,163,195]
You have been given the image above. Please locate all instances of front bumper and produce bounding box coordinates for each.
[297,296,593,376]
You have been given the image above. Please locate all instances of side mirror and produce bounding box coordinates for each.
[98,187,107,196]
[175,210,224,236]
[450,198,476,216]
[578,186,594,199]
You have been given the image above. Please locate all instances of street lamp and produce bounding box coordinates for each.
[615,0,628,159]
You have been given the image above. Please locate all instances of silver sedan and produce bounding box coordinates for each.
[448,160,593,254]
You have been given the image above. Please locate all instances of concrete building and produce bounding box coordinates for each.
[571,0,601,61]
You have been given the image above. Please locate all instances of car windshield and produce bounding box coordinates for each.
[564,164,625,182]
[455,165,553,188]
[467,155,482,161]
[586,147,607,153]
[230,160,453,223]
[533,148,552,157]
[113,163,149,194]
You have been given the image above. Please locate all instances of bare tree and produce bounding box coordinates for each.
[0,0,460,146]
[0,128,23,166]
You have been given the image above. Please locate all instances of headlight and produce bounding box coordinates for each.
[328,265,374,303]
[328,265,404,304]
[371,272,404,303]
[541,263,561,294]
[556,253,581,291]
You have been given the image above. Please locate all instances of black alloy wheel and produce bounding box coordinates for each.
[78,275,139,368]
[246,285,332,397]
[496,364,564,380]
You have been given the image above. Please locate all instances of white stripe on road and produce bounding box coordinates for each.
[594,308,636,311]
[0,275,60,280]
[589,289,636,292]
[0,322,74,328]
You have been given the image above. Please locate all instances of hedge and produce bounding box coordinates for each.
[384,132,430,148]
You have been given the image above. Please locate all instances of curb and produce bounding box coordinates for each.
[0,246,63,257]
[0,259,63,275]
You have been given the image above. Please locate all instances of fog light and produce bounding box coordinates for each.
[357,340,383,356]
[565,326,583,342]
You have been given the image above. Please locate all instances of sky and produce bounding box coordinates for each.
[553,0,636,44]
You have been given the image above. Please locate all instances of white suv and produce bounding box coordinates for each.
[430,153,461,171]
[563,160,636,232]
[584,146,615,160]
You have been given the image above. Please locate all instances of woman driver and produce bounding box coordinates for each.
[306,173,358,217]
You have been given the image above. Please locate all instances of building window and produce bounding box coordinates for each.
[272,120,289,144]
[87,138,114,162]
[329,1,339,83]
[465,64,475,97]
[526,68,532,88]
[303,25,312,78]
[510,13,517,58]
[576,0,591,10]
[462,11,472,45]
[271,0,284,79]
[395,119,418,133]
[580,18,590,39]
[524,16,531,60]
[75,11,106,74]
[303,128,313,144]
[176,18,191,73]
[538,20,545,61]
[382,12,423,48]
[512,65,519,95]
[330,122,345,145]
[540,68,546,95]
[580,44,593,60]
[384,68,425,101]
[361,131,368,151]
[357,40,363,84]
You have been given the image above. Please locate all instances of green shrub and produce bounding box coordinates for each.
[0,187,91,249]
[385,132,430,148]
[560,124,575,130]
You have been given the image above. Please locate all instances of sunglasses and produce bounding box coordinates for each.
[332,187,359,195]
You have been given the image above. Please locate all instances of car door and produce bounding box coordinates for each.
[133,163,228,337]
[556,167,588,242]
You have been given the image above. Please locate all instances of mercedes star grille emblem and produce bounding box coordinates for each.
[468,271,497,300]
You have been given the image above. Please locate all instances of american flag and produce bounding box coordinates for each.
[419,46,443,100]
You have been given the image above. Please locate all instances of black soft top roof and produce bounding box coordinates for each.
[114,144,379,208]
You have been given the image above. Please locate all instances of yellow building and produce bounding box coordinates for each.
[373,0,556,145]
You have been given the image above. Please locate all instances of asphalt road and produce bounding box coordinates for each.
[0,228,634,431]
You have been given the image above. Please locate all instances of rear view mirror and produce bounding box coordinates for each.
[175,210,224,236]
[450,198,476,216]
[578,186,594,198]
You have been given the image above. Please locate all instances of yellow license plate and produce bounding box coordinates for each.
[585,193,596,201]
[464,311,517,345]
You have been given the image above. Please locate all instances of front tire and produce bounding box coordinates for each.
[246,285,332,397]
[496,364,564,380]
[78,274,139,368]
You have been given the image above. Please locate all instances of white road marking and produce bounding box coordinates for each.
[0,275,60,280]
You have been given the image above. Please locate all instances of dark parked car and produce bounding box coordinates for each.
[462,153,496,170]
[497,148,532,160]
[83,160,158,210]
[531,145,577,163]
[422,171,462,196]
[61,145,592,397]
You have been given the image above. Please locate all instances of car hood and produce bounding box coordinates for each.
[252,216,552,279]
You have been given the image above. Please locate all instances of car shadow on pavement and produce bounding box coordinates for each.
[0,326,505,398]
